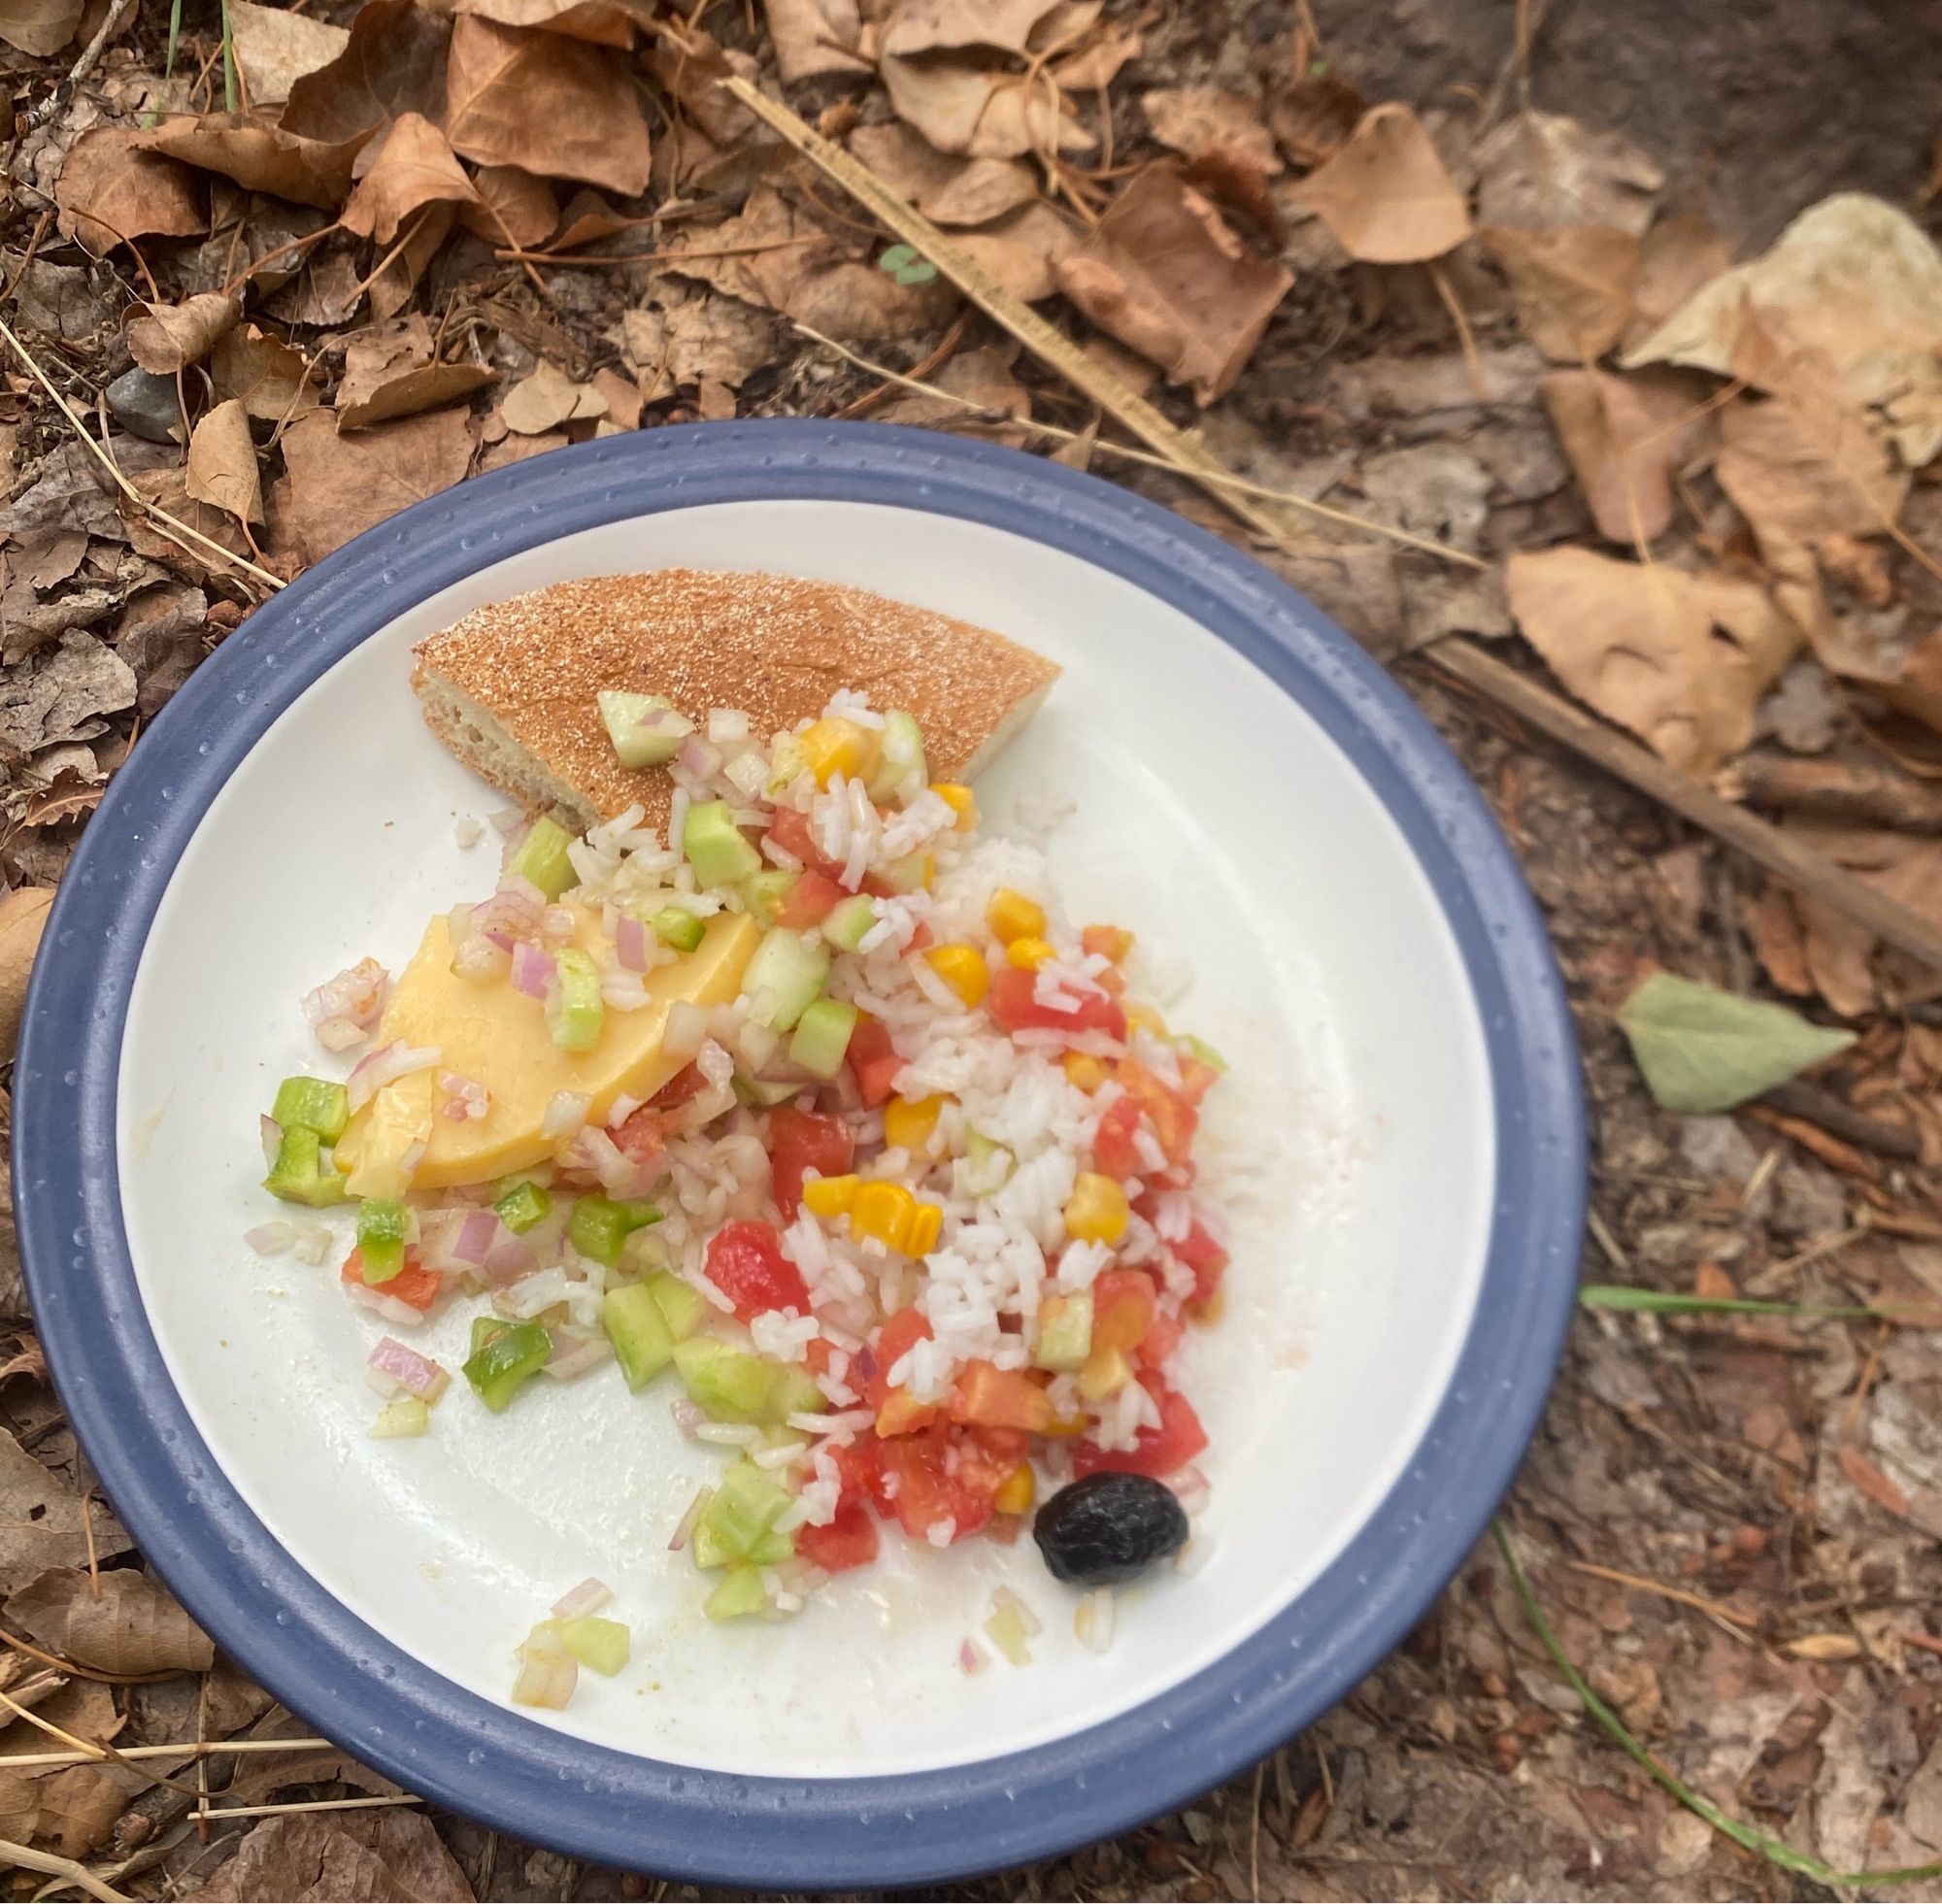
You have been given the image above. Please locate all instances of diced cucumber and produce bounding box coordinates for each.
[1183,1034,1228,1073]
[263,1124,349,1208]
[738,870,797,926]
[882,850,931,895]
[602,1282,676,1389]
[960,1129,1015,1197]
[672,1337,771,1420]
[703,1563,769,1620]
[787,997,857,1081]
[647,1272,707,1340]
[704,1459,791,1555]
[734,1076,805,1110]
[691,1520,734,1570]
[739,927,830,1032]
[867,709,928,802]
[745,1526,794,1566]
[619,1227,672,1277]
[570,1194,662,1268]
[651,907,705,953]
[1034,1290,1093,1372]
[546,948,603,1052]
[684,801,761,889]
[597,690,690,770]
[462,1320,551,1412]
[272,1076,348,1144]
[355,1196,409,1284]
[763,1364,826,1424]
[493,1180,552,1234]
[820,894,878,952]
[369,1396,429,1439]
[506,816,578,901]
[555,1614,630,1675]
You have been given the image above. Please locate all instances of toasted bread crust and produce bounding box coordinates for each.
[413,569,1060,823]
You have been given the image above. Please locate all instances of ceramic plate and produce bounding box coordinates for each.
[17,421,1583,1889]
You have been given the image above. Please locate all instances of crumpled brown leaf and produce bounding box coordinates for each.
[37,1761,143,1858]
[8,1566,214,1674]
[136,115,358,212]
[122,468,263,583]
[954,199,1078,301]
[1507,546,1797,773]
[0,885,52,1056]
[880,53,1092,158]
[1762,823,1942,1016]
[0,441,131,541]
[368,204,451,325]
[458,165,558,250]
[1539,366,1712,544]
[341,113,482,245]
[0,633,136,762]
[281,408,474,563]
[764,0,869,80]
[1143,87,1281,176]
[337,315,494,428]
[847,122,1037,226]
[185,399,263,527]
[212,323,314,423]
[500,360,606,435]
[1624,210,1733,351]
[0,1430,128,1593]
[1718,387,1907,551]
[445,14,650,196]
[1289,102,1469,264]
[280,0,451,148]
[228,0,349,105]
[196,1807,475,1903]
[1049,16,1141,91]
[1472,107,1663,237]
[53,127,205,256]
[1268,67,1366,166]
[1054,164,1291,403]
[878,345,1033,447]
[116,583,209,718]
[881,0,1061,56]
[1482,223,1639,363]
[621,285,779,396]
[127,292,242,374]
[452,0,653,48]
[0,0,77,56]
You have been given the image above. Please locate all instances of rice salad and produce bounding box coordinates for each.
[252,691,1230,1706]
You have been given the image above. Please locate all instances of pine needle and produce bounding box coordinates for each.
[1579,1285,1908,1321]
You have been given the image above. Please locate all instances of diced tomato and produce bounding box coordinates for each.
[650,1063,705,1109]
[1073,1375,1207,1480]
[1176,1055,1222,1108]
[1095,964,1127,999]
[988,966,1128,1041]
[611,1104,669,1168]
[954,1424,1027,1497]
[1117,1060,1197,1166]
[907,921,935,952]
[878,1428,995,1544]
[1093,1096,1145,1181]
[865,1308,933,1407]
[776,869,846,929]
[846,1015,904,1108]
[1081,924,1134,963]
[769,807,895,899]
[793,1501,880,1573]
[804,1336,835,1379]
[341,1248,442,1313]
[703,1219,810,1322]
[875,1386,936,1436]
[948,1360,1054,1432]
[1092,1269,1158,1354]
[1175,1219,1229,1307]
[1136,1309,1183,1368]
[827,1436,886,1512]
[766,1104,854,1219]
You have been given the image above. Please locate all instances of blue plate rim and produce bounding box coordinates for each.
[15,418,1584,1889]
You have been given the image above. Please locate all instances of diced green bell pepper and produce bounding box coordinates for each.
[505,816,579,901]
[646,1272,707,1340]
[272,1076,349,1144]
[704,1563,770,1620]
[555,1614,630,1675]
[493,1180,552,1234]
[672,1336,771,1421]
[547,948,603,1053]
[569,1194,662,1268]
[651,907,705,953]
[602,1281,675,1390]
[263,1124,348,1208]
[355,1196,409,1284]
[462,1319,552,1412]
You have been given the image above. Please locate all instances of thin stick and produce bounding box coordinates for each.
[1428,260,1489,405]
[0,317,284,591]
[0,1840,130,1903]
[0,1736,332,1772]
[196,1793,421,1821]
[492,236,817,269]
[1563,1559,1757,1628]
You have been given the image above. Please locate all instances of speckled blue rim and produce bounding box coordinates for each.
[16,420,1583,1890]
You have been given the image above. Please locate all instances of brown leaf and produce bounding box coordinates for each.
[280,408,473,564]
[1506,547,1797,773]
[228,0,349,105]
[53,128,205,256]
[847,123,1036,226]
[121,467,261,583]
[1717,389,1906,551]
[196,1807,475,1903]
[337,316,494,429]
[0,889,51,1063]
[954,199,1078,301]
[1289,103,1468,264]
[1268,68,1366,166]
[1054,164,1291,403]
[1472,107,1663,237]
[126,292,242,375]
[1143,87,1281,176]
[367,203,452,324]
[1839,1445,1911,1519]
[0,1771,37,1842]
[1625,210,1733,349]
[1539,366,1712,544]
[116,583,210,719]
[280,0,452,148]
[184,399,263,527]
[880,54,1092,158]
[211,324,315,424]
[1048,17,1140,90]
[458,165,558,249]
[452,0,653,47]
[882,0,1061,56]
[445,15,650,196]
[0,633,136,761]
[763,0,868,80]
[0,0,77,55]
[0,1426,109,1590]
[136,116,357,212]
[341,113,482,246]
[8,1567,214,1674]
[478,428,568,473]
[879,345,1033,446]
[499,360,605,435]
[620,287,778,395]
[37,1762,143,1857]
[1482,224,1639,362]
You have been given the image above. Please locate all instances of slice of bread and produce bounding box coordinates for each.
[413,569,1061,830]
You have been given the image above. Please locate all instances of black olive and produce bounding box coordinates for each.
[1032,1472,1189,1586]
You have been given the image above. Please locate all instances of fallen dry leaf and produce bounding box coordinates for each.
[8,1566,214,1674]
[1625,210,1733,348]
[1784,1632,1864,1660]
[479,427,568,472]
[122,466,260,583]
[116,583,210,719]
[621,286,779,395]
[1143,87,1281,176]
[1483,223,1639,362]
[847,122,1037,226]
[341,112,482,245]
[1289,102,1469,264]
[878,345,1033,446]
[228,0,349,105]
[0,633,136,761]
[1624,192,1942,466]
[954,199,1078,301]
[53,127,205,256]
[0,1771,35,1843]
[1540,366,1712,544]
[882,0,1061,57]
[184,399,264,527]
[880,53,1092,158]
[459,164,558,249]
[1055,164,1291,403]
[337,316,494,428]
[1050,17,1141,91]
[196,1806,475,1903]
[1507,546,1797,773]
[500,360,606,435]
[1472,107,1663,237]
[1268,68,1365,166]
[445,14,650,196]
[211,324,313,423]
[0,0,76,55]
[126,292,241,374]
[0,1423,108,1588]
[137,115,358,212]
[280,408,474,563]
[764,0,868,80]
[453,0,653,46]
[36,1762,143,1858]
[368,203,452,324]
[1717,387,1907,550]
[280,0,451,148]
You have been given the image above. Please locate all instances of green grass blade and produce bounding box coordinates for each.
[1579,1285,1900,1321]
[165,0,183,77]
[220,0,237,111]
[1493,1521,1942,1888]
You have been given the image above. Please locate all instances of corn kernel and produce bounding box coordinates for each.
[1124,1004,1169,1040]
[929,783,978,831]
[1077,1346,1133,1402]
[802,1172,860,1219]
[1061,1052,1107,1092]
[851,1181,918,1251]
[798,717,880,788]
[1064,1171,1129,1246]
[993,1462,1036,1515]
[1005,936,1055,971]
[925,944,988,1009]
[987,887,1046,945]
[1042,1414,1088,1437]
[884,1093,947,1156]
[906,1200,944,1256]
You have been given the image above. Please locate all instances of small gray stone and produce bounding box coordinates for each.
[105,366,184,445]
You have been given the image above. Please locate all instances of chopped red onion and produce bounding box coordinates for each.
[541,905,576,944]
[667,1486,712,1552]
[488,805,526,836]
[854,1344,878,1387]
[315,1015,368,1052]
[551,1577,614,1620]
[957,1638,988,1676]
[452,1208,499,1266]
[440,1073,489,1122]
[452,934,511,982]
[368,1336,451,1403]
[511,942,556,999]
[670,1398,706,1439]
[614,915,649,971]
[678,733,724,781]
[302,956,389,1032]
[566,1125,656,1200]
[245,1220,293,1255]
[543,1326,614,1382]
[481,1228,537,1285]
[259,1115,283,1169]
[346,1041,441,1115]
[342,1281,425,1327]
[512,1624,577,1710]
[540,1090,590,1141]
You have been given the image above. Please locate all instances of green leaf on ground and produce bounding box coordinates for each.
[1616,970,1854,1114]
